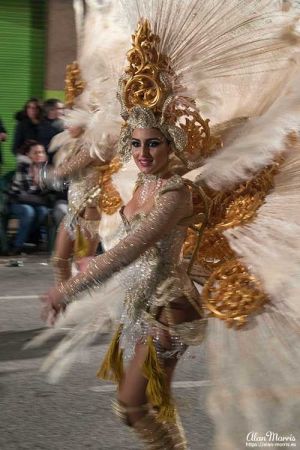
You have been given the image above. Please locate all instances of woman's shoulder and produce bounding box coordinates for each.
[158,174,185,194]
[156,175,192,212]
[158,174,192,202]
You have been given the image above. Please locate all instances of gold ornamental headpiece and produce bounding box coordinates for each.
[117,19,219,165]
[65,61,85,108]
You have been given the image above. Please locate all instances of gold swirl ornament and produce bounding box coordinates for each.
[202,260,268,328]
[123,19,171,113]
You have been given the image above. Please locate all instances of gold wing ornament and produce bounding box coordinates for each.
[183,74,300,449]
[184,158,282,327]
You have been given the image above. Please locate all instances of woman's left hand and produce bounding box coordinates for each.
[41,286,65,324]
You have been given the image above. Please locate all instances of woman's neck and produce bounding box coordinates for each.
[138,168,172,183]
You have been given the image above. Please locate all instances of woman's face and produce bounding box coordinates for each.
[68,125,84,138]
[26,102,40,121]
[131,128,171,175]
[28,145,47,164]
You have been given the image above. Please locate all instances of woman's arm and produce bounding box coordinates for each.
[56,186,191,302]
[54,134,118,178]
[40,145,103,190]
[54,146,101,178]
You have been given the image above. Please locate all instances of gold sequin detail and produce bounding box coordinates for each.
[164,98,220,165]
[100,158,123,215]
[183,159,283,326]
[65,61,85,108]
[202,259,268,328]
[184,160,281,272]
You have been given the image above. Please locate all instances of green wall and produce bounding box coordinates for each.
[0,0,46,173]
[44,90,65,102]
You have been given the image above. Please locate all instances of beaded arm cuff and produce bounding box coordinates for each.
[40,146,103,191]
[58,185,192,302]
[55,146,97,178]
[39,164,66,191]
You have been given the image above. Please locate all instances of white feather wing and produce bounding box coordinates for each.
[225,146,300,319]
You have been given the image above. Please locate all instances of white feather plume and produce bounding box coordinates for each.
[67,0,129,160]
[197,63,300,189]
[26,276,124,383]
[99,159,139,250]
[224,146,300,319]
[26,158,139,382]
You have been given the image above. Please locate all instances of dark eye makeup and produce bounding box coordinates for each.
[131,140,140,148]
[148,140,161,147]
[131,139,162,148]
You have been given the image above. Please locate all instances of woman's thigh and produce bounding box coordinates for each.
[118,341,178,407]
[118,342,149,407]
[158,296,202,327]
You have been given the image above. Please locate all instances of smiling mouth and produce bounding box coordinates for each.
[139,159,153,167]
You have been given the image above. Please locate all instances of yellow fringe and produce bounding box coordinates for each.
[74,226,90,259]
[143,336,176,423]
[97,325,124,383]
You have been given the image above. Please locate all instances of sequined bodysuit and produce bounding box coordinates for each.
[63,173,206,357]
[66,164,103,237]
[118,182,205,359]
[56,139,104,238]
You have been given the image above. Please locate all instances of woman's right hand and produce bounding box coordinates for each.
[41,286,66,325]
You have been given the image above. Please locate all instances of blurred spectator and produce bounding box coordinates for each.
[0,117,7,174]
[12,98,43,155]
[8,140,50,255]
[38,99,65,159]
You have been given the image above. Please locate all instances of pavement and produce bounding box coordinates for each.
[0,254,214,450]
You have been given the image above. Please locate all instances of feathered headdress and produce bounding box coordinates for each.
[117,18,219,167]
[62,0,129,160]
[116,0,300,170]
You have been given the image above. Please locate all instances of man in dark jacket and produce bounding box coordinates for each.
[38,99,65,161]
[0,117,7,174]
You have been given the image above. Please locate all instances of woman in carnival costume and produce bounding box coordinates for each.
[39,1,300,448]
[40,1,126,283]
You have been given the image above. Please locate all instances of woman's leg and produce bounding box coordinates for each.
[73,224,100,267]
[53,219,99,284]
[80,233,99,258]
[52,222,74,283]
[117,343,149,423]
[118,342,178,417]
[9,203,35,250]
[115,342,186,449]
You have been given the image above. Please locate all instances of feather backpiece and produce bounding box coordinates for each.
[185,58,300,450]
